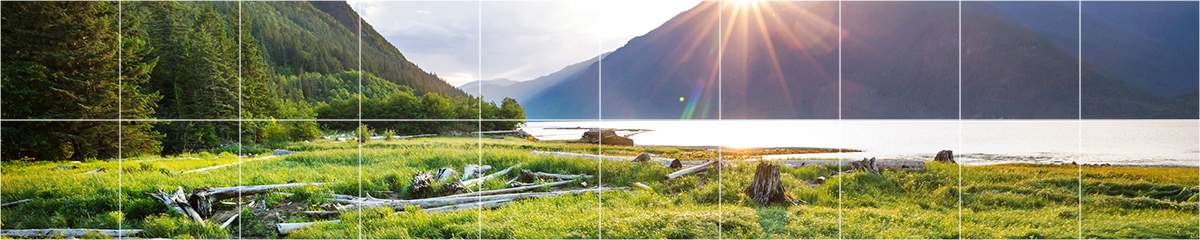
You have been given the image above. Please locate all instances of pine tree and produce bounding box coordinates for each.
[2,2,160,160]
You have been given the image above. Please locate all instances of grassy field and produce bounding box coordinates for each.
[1,136,1197,239]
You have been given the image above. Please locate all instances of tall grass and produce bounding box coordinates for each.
[2,137,1196,239]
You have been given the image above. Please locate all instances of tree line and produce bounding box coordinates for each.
[1,2,523,161]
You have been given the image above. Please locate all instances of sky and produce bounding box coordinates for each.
[348,0,703,87]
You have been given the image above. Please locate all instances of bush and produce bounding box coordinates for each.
[356,125,375,143]
[382,129,396,141]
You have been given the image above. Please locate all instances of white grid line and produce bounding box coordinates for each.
[957,1,963,239]
[717,1,723,239]
[117,1,123,238]
[477,1,483,239]
[237,1,244,239]
[837,0,843,238]
[357,0,364,238]
[1078,1,1084,239]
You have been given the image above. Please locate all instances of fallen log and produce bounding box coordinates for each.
[80,168,105,175]
[0,229,142,238]
[425,199,512,212]
[181,155,275,174]
[1,199,33,208]
[219,201,254,229]
[463,164,492,180]
[531,151,679,167]
[668,159,719,179]
[460,163,522,189]
[847,158,880,174]
[520,169,593,181]
[277,220,339,235]
[188,182,328,218]
[437,180,574,199]
[338,187,619,211]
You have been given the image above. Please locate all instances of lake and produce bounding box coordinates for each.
[521,120,1200,167]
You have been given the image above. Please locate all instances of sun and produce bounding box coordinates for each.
[728,0,760,8]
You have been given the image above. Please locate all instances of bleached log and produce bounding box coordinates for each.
[631,182,653,192]
[0,229,142,238]
[531,151,678,166]
[277,220,339,235]
[219,212,239,229]
[460,163,522,188]
[425,199,512,212]
[520,170,593,180]
[80,168,106,175]
[189,182,327,218]
[668,159,719,179]
[338,187,619,211]
[436,180,574,199]
[181,155,276,174]
[171,187,206,224]
[1,199,33,208]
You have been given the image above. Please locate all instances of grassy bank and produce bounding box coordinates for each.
[1,136,1196,238]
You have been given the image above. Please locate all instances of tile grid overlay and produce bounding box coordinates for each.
[0,0,1197,239]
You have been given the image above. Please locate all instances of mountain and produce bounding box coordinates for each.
[524,1,1192,119]
[963,1,1199,99]
[462,54,602,117]
[245,1,465,98]
[460,78,519,89]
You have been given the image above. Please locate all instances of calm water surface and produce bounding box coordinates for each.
[521,120,1200,167]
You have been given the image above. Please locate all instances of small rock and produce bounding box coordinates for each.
[814,176,826,184]
[633,153,651,163]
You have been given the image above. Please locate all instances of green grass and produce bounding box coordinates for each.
[2,137,1197,239]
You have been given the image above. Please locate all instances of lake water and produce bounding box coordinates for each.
[521,120,1200,167]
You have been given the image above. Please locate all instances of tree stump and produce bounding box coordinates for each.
[934,150,956,164]
[743,162,798,206]
[669,159,683,168]
[411,171,434,195]
[847,157,880,174]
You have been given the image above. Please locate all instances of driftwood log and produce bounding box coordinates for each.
[188,182,327,218]
[80,168,105,175]
[148,188,205,224]
[519,169,593,181]
[438,180,574,199]
[934,150,956,163]
[460,163,522,189]
[847,158,880,174]
[411,171,435,195]
[181,156,275,174]
[277,220,339,235]
[1,199,33,208]
[668,159,719,179]
[336,187,619,211]
[744,162,802,206]
[0,229,143,238]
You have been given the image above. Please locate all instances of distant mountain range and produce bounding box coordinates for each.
[461,1,1196,119]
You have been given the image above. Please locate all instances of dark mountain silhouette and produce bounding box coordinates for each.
[964,1,1199,99]
[522,1,1193,119]
[460,54,603,112]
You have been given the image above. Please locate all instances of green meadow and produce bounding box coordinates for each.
[1,137,1196,239]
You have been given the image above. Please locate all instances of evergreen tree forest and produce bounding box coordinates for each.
[1,1,524,161]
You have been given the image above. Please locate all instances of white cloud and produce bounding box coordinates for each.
[349,0,701,84]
